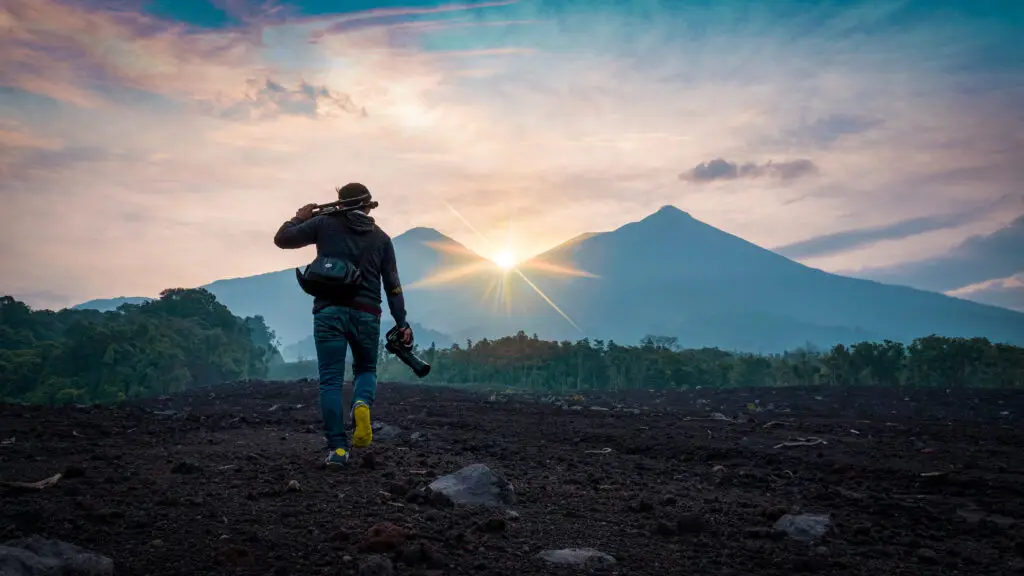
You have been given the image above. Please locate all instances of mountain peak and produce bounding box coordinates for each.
[396,227,448,243]
[646,204,692,220]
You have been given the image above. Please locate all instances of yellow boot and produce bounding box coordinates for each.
[352,402,373,448]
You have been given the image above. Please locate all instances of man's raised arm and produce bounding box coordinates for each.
[274,204,319,249]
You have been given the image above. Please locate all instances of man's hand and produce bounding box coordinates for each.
[294,203,318,222]
[398,324,413,346]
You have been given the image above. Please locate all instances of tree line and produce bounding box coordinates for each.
[376,331,1024,391]
[5,288,1023,405]
[0,289,280,405]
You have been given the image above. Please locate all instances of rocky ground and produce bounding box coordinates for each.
[2,381,1024,575]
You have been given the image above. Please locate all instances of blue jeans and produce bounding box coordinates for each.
[313,305,381,450]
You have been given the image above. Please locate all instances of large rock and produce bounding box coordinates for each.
[427,464,516,507]
[0,536,113,575]
[537,548,616,567]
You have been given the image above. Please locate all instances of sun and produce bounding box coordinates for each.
[493,248,516,271]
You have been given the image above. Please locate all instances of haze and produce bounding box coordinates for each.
[1,0,1022,311]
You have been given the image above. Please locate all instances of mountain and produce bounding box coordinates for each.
[511,206,1024,350]
[74,206,1024,353]
[73,296,152,312]
[280,322,455,362]
[71,227,487,347]
[187,226,494,347]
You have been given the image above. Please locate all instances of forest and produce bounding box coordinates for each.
[0,289,279,405]
[374,331,1024,392]
[4,289,1024,406]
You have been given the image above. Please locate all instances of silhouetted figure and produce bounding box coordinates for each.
[274,183,413,467]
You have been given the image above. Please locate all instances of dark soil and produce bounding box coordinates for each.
[2,381,1024,575]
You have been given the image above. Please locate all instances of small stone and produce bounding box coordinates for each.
[386,482,409,497]
[216,545,254,567]
[916,548,939,564]
[773,513,831,543]
[63,465,86,479]
[764,506,789,521]
[631,500,655,513]
[373,423,403,440]
[398,542,444,568]
[360,522,409,553]
[170,461,202,475]
[538,548,616,567]
[654,520,676,536]
[676,513,706,534]
[286,480,300,492]
[479,518,506,533]
[358,555,394,576]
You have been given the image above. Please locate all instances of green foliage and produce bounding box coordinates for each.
[8,289,1023,404]
[375,330,1024,392]
[0,289,280,405]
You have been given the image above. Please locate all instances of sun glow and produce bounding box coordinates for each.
[493,248,516,270]
[401,201,597,333]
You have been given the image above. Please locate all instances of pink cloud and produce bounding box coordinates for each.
[0,120,60,150]
[312,0,521,31]
[313,14,535,41]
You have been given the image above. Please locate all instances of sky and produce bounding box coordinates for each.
[1,0,1022,310]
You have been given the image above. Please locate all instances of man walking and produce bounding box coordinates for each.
[274,183,413,467]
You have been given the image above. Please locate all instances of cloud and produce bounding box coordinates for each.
[947,274,1024,312]
[784,113,883,147]
[313,0,520,30]
[774,195,1017,259]
[204,78,366,121]
[679,158,819,184]
[854,214,1024,292]
[1,0,1023,309]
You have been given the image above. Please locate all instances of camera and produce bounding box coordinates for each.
[385,325,431,378]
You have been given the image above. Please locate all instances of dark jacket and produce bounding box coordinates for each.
[274,211,407,326]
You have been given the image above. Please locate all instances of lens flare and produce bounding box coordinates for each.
[493,249,516,270]
[402,200,597,333]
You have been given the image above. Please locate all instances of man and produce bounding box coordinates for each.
[274,183,413,467]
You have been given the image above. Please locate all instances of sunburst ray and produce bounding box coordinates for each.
[415,200,592,333]
[519,259,599,278]
[405,261,495,289]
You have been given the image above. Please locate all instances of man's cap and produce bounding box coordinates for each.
[336,182,371,203]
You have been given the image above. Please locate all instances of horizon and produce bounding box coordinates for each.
[27,202,1024,320]
[2,0,1022,311]
[35,203,711,307]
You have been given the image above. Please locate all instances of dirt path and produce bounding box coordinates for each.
[2,381,1023,575]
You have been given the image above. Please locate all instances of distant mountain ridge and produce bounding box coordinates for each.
[73,205,1024,353]
[74,296,152,312]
